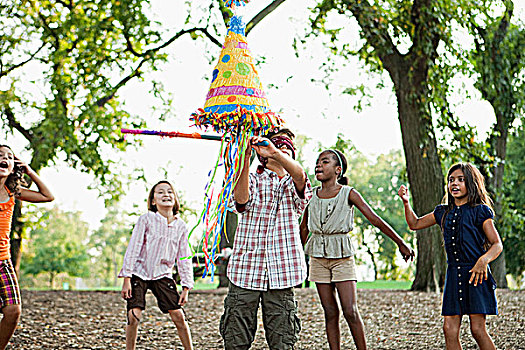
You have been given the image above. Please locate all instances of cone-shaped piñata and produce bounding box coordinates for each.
[189,15,283,278]
[190,15,283,133]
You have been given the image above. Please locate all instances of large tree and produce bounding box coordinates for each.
[467,1,524,287]
[0,0,286,273]
[309,0,454,291]
[434,1,524,287]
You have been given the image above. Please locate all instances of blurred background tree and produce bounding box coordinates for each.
[21,207,90,288]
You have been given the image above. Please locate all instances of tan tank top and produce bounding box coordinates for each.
[304,185,355,258]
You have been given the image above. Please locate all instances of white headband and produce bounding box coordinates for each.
[327,149,344,178]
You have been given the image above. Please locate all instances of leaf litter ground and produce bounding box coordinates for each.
[12,288,524,349]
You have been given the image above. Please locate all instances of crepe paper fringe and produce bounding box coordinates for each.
[190,106,283,134]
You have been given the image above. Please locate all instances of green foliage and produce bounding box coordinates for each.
[500,124,525,281]
[0,0,223,203]
[436,1,525,175]
[88,206,136,287]
[470,2,525,126]
[21,207,91,288]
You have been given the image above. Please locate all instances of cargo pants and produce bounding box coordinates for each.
[219,282,301,350]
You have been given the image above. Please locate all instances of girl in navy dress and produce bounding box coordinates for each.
[398,163,503,350]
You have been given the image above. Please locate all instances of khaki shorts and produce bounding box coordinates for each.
[308,256,357,283]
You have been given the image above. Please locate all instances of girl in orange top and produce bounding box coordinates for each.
[0,145,54,350]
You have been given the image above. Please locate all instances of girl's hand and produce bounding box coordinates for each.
[398,185,410,203]
[121,278,132,299]
[179,289,189,306]
[398,242,415,262]
[469,256,489,286]
[14,156,32,175]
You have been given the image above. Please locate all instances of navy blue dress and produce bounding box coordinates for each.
[433,204,498,316]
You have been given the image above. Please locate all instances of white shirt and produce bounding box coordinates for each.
[118,211,194,289]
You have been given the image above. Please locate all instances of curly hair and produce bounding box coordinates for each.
[0,145,24,197]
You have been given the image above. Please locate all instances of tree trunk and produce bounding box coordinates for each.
[487,116,509,288]
[9,199,24,276]
[393,66,447,292]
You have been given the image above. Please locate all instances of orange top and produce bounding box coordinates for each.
[0,187,15,261]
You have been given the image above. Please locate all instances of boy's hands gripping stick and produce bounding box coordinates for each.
[253,140,269,146]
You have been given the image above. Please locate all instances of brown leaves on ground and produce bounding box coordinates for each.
[12,288,524,349]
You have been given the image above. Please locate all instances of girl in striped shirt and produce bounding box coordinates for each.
[0,144,54,350]
[119,180,194,350]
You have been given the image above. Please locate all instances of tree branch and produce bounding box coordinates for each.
[2,105,34,142]
[96,59,147,107]
[408,0,441,69]
[99,25,224,107]
[37,12,60,49]
[492,2,513,50]
[124,27,222,58]
[343,0,403,73]
[0,42,47,78]
[246,0,287,35]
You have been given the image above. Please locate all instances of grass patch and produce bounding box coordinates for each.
[25,279,413,291]
[194,276,220,290]
[357,280,411,290]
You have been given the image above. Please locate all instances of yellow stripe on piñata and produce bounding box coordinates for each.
[204,96,269,108]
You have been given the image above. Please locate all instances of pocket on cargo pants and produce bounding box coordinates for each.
[262,289,301,350]
[219,286,259,350]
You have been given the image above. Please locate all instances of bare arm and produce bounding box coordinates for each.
[232,143,252,206]
[16,159,54,203]
[397,185,436,230]
[350,189,414,261]
[272,152,306,194]
[469,219,503,286]
[299,207,309,245]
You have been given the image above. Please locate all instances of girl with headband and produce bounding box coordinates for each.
[300,149,414,350]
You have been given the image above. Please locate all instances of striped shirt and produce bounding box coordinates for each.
[119,211,194,289]
[227,168,312,291]
[0,188,15,261]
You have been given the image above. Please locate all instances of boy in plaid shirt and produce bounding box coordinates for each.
[219,128,312,350]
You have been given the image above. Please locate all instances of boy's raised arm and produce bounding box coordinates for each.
[233,144,252,206]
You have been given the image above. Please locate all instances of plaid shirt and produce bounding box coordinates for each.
[227,168,312,291]
[119,211,194,289]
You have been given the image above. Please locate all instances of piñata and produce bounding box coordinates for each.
[189,13,283,277]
